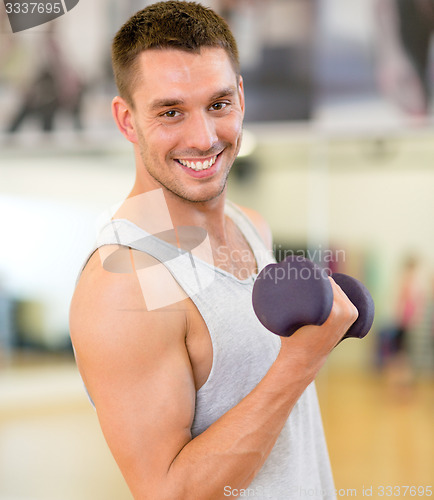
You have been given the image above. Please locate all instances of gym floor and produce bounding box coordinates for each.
[0,353,432,500]
[317,367,434,498]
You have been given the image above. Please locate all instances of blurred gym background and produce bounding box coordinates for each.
[0,0,433,498]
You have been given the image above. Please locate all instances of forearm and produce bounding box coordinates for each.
[162,350,317,500]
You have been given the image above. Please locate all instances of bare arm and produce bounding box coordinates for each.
[70,247,356,500]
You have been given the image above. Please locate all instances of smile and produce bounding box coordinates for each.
[177,155,218,172]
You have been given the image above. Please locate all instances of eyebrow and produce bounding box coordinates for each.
[210,87,237,101]
[150,98,184,111]
[149,86,237,111]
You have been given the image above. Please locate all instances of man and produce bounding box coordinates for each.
[70,2,357,498]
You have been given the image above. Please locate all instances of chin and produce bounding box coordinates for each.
[173,178,228,204]
[180,187,226,204]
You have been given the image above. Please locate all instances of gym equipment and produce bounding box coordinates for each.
[252,256,375,340]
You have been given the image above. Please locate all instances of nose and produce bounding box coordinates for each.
[184,111,218,152]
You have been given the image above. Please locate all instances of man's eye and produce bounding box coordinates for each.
[162,110,180,118]
[210,102,228,111]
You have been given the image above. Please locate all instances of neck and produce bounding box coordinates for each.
[127,175,230,247]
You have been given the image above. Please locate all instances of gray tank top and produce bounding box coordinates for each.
[81,200,336,499]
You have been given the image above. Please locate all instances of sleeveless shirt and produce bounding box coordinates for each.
[79,200,336,499]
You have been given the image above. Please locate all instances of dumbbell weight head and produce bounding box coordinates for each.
[252,256,334,337]
[330,273,375,340]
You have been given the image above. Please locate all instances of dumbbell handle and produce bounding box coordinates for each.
[252,256,374,340]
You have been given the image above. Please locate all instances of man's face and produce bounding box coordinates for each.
[128,47,245,203]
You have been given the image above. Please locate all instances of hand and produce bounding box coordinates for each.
[278,277,359,376]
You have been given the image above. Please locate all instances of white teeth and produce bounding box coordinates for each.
[179,156,217,171]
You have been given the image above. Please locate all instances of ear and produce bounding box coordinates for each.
[112,96,138,144]
[238,76,245,117]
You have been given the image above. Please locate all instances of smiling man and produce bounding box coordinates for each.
[69,2,357,499]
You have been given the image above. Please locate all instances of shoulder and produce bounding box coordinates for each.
[71,244,188,317]
[235,204,273,252]
[70,246,146,332]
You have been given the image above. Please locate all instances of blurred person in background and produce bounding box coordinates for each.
[5,28,84,133]
[384,255,426,397]
[376,0,434,118]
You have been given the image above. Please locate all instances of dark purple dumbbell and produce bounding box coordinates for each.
[252,256,374,340]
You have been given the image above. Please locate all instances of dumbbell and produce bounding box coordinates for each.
[252,256,375,340]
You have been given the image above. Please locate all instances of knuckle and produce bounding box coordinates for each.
[349,302,359,322]
[342,292,358,318]
[330,294,358,325]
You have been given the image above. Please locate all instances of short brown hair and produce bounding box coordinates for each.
[112,1,240,106]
